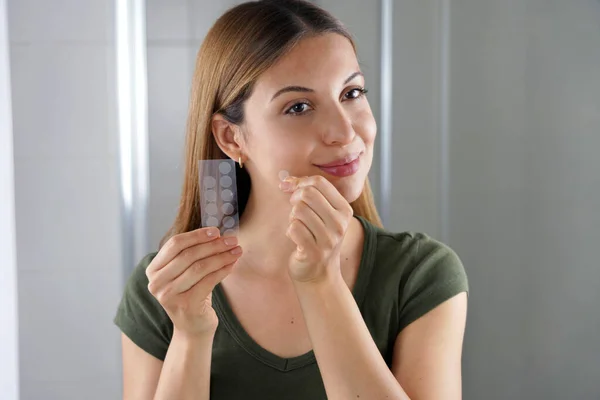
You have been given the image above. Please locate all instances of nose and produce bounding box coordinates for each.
[320,104,355,146]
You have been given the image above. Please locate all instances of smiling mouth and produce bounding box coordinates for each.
[314,151,363,178]
[315,151,362,168]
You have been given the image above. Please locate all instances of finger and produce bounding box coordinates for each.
[287,218,316,252]
[290,201,330,247]
[186,261,236,301]
[285,175,350,213]
[152,235,240,285]
[148,227,221,274]
[170,245,243,293]
[289,185,336,228]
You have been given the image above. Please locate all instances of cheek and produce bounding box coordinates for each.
[354,109,377,146]
[254,129,308,172]
[263,130,305,157]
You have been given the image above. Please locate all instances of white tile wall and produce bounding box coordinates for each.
[146,46,193,247]
[10,44,113,159]
[18,268,121,383]
[7,0,112,44]
[0,0,19,398]
[188,0,242,41]
[20,378,121,400]
[8,0,123,398]
[13,157,120,272]
[146,0,190,42]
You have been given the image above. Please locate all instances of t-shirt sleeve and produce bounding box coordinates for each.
[113,252,173,361]
[397,234,469,332]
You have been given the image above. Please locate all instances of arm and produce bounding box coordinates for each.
[118,227,241,400]
[281,175,467,399]
[282,175,408,399]
[121,334,162,400]
[153,329,215,400]
[121,330,215,400]
[391,292,468,399]
[293,276,410,400]
[294,281,468,400]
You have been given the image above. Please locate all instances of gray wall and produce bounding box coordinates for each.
[389,0,442,235]
[449,1,600,398]
[328,0,600,399]
[7,0,123,398]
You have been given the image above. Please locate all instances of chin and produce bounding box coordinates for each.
[333,175,366,204]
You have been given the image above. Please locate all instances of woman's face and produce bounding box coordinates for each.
[241,33,376,203]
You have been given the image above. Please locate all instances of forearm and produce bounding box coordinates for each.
[154,329,214,400]
[293,274,410,400]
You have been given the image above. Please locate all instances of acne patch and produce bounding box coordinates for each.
[279,169,290,181]
[199,159,239,237]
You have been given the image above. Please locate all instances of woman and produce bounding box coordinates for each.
[114,1,469,399]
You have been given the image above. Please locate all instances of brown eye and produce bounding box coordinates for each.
[344,87,368,100]
[286,102,311,116]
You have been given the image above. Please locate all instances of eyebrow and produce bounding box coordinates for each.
[270,71,364,102]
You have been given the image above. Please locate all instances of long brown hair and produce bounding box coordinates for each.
[161,0,382,247]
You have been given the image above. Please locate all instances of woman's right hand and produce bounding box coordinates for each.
[146,227,242,337]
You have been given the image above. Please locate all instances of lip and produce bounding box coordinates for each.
[315,151,362,178]
[315,152,362,168]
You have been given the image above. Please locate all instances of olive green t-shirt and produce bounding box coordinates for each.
[114,215,468,399]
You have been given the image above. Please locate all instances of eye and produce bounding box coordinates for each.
[344,87,368,101]
[285,102,312,116]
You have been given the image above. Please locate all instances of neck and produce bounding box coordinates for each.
[235,178,362,283]
[236,182,298,281]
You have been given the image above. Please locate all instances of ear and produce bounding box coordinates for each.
[211,113,245,162]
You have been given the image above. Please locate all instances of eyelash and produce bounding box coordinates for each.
[285,87,369,116]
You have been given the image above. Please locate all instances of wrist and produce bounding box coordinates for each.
[172,327,216,346]
[291,269,345,294]
[290,259,342,284]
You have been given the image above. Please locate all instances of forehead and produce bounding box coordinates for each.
[254,33,360,92]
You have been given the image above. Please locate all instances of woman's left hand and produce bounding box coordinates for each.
[279,175,354,284]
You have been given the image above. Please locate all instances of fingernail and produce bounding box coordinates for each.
[206,228,219,237]
[224,237,237,246]
[230,246,243,255]
[279,181,293,191]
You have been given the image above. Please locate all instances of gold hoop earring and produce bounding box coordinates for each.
[238,156,243,169]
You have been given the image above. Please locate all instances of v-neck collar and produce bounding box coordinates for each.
[212,215,377,372]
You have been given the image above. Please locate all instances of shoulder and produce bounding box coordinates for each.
[359,217,468,330]
[114,252,172,360]
[119,252,159,298]
[365,219,467,285]
[129,252,159,283]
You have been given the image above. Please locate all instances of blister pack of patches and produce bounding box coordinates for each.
[199,159,240,237]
